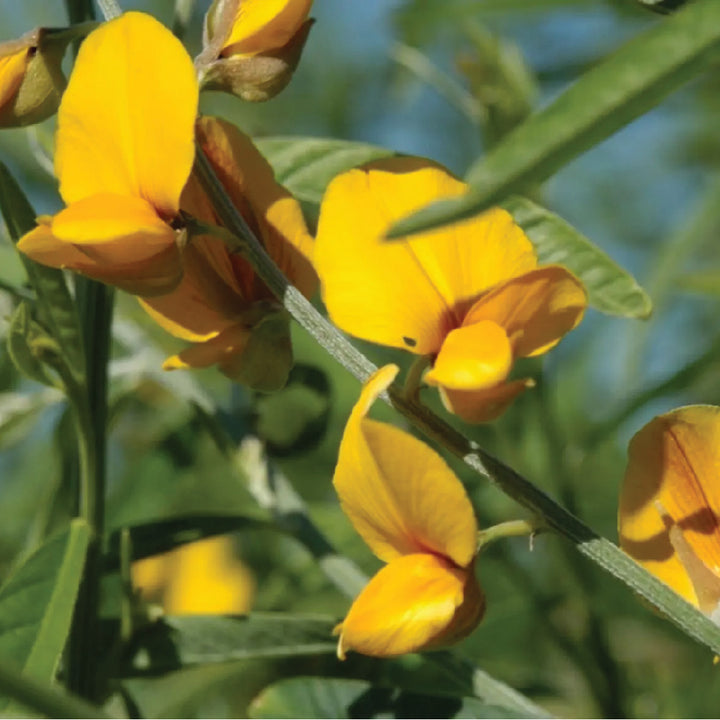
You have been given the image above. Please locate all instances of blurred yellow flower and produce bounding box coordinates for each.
[314,158,587,423]
[0,37,33,111]
[333,365,485,659]
[139,115,316,390]
[132,535,255,616]
[18,12,198,296]
[619,406,720,618]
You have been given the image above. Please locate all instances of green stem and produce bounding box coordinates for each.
[477,519,540,550]
[67,281,113,700]
[193,146,720,657]
[403,355,431,404]
[96,0,122,19]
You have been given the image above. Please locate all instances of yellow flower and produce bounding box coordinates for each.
[314,158,587,423]
[139,115,316,390]
[333,365,485,659]
[200,0,313,101]
[0,28,66,128]
[18,12,198,296]
[132,535,255,616]
[619,406,720,618]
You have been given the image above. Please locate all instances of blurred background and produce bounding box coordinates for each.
[2,0,720,716]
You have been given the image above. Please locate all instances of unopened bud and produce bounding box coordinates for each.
[197,0,313,102]
[0,28,69,128]
[200,19,313,102]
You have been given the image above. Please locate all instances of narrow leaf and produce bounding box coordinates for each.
[255,137,394,204]
[502,196,652,318]
[388,0,720,236]
[0,163,85,383]
[124,614,338,674]
[0,520,90,711]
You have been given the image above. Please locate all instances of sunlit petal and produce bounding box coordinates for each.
[335,553,483,659]
[335,365,478,566]
[463,266,587,359]
[424,320,512,391]
[222,0,313,56]
[315,159,536,354]
[619,405,720,609]
[55,12,197,216]
[438,378,534,425]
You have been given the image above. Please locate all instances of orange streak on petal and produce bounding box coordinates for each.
[438,378,534,424]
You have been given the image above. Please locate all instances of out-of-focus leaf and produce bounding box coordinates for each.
[255,137,394,204]
[388,0,720,237]
[123,614,337,675]
[0,388,63,450]
[502,196,652,318]
[677,269,720,297]
[255,363,331,457]
[104,513,272,570]
[0,520,89,712]
[6,303,60,387]
[638,0,688,14]
[0,163,85,383]
[250,677,525,719]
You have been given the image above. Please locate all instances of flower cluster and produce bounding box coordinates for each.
[6,8,593,661]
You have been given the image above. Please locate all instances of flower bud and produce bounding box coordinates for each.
[0,28,68,128]
[198,0,313,102]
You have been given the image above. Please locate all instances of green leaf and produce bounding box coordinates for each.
[250,677,527,719]
[0,520,90,712]
[255,137,394,204]
[0,162,85,383]
[388,0,720,237]
[501,196,652,318]
[124,614,338,675]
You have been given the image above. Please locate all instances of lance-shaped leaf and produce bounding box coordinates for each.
[0,520,90,713]
[387,0,720,237]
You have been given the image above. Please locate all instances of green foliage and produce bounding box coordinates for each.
[0,520,89,711]
[389,0,720,236]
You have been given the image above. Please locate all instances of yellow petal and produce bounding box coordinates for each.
[336,553,484,659]
[163,323,251,371]
[222,0,313,57]
[51,194,177,258]
[314,158,536,355]
[18,213,182,296]
[140,239,247,343]
[133,535,255,615]
[0,43,31,108]
[196,116,317,300]
[463,266,587,359]
[438,378,534,424]
[619,405,720,609]
[55,12,198,217]
[335,365,478,566]
[424,320,512,391]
